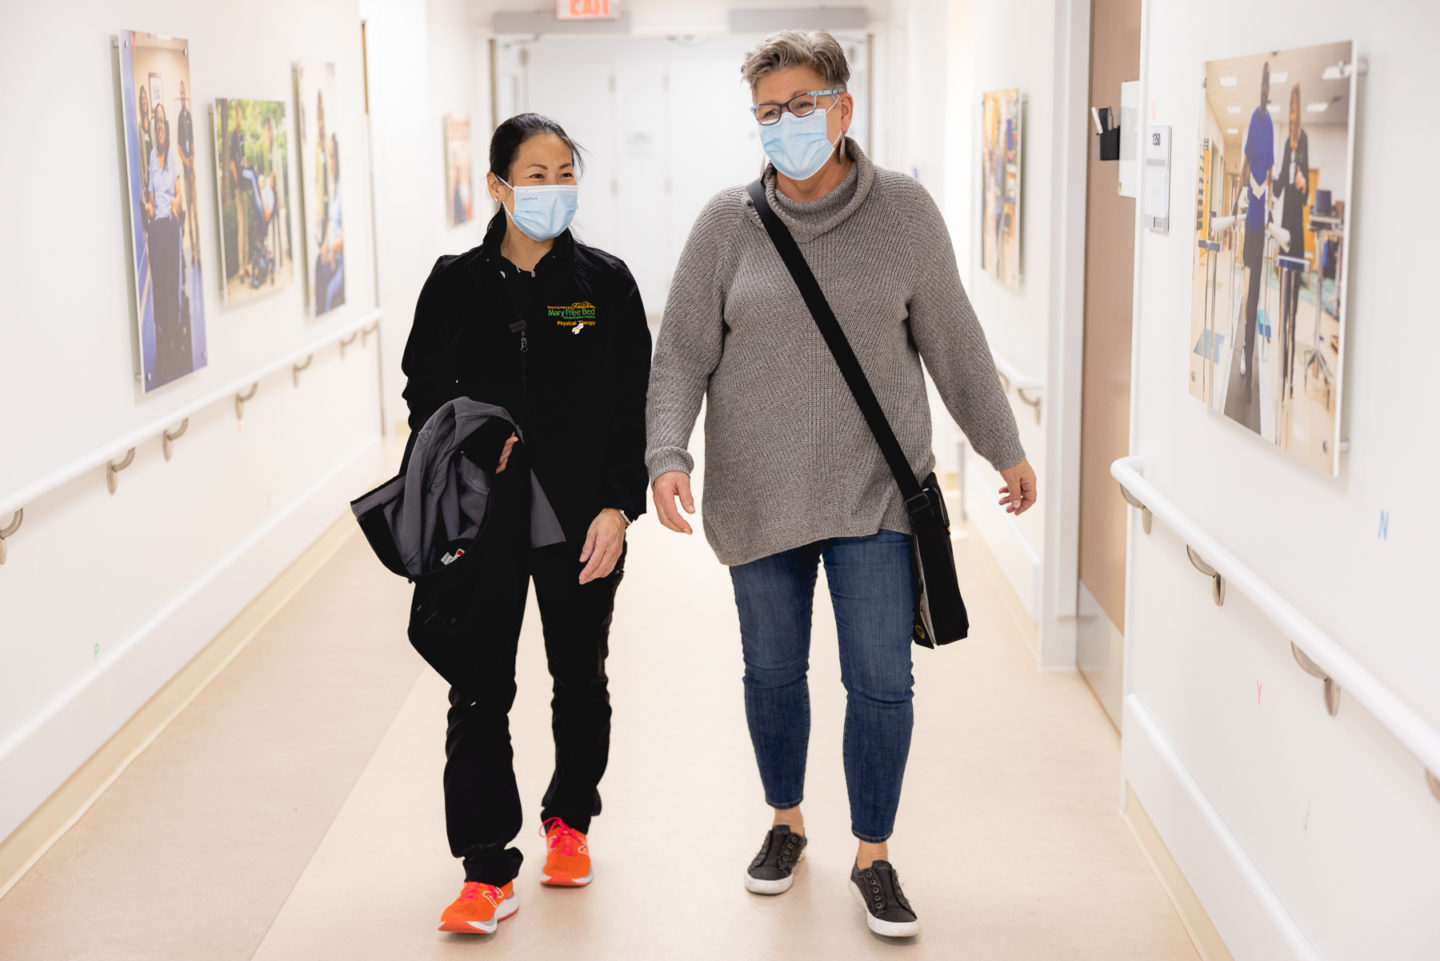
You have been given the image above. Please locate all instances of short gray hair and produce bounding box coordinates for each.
[740,30,850,95]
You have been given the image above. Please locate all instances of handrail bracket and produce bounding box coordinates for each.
[1118,484,1152,534]
[1292,642,1343,717]
[106,448,136,495]
[1186,545,1225,606]
[162,418,189,461]
[235,384,259,421]
[1016,387,1043,425]
[292,355,314,388]
[0,509,22,566]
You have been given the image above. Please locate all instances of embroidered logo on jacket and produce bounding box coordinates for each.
[548,301,597,332]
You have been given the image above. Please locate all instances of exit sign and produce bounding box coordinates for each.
[558,0,616,19]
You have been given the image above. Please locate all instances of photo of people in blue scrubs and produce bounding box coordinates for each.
[118,29,208,390]
[1187,40,1354,476]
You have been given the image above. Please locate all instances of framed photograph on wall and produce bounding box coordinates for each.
[294,62,346,317]
[1188,40,1357,475]
[980,88,1023,289]
[212,98,295,305]
[444,113,474,227]
[118,30,208,391]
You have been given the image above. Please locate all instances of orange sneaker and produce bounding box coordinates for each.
[540,817,593,886]
[438,880,518,934]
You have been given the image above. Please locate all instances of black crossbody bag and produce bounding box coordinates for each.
[746,179,968,647]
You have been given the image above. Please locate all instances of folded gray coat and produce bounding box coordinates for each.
[350,397,566,580]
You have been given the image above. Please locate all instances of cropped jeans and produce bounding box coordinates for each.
[728,530,916,843]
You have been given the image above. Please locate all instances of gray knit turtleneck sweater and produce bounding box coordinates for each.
[645,140,1024,567]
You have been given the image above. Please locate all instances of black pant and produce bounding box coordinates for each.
[146,215,189,384]
[1242,225,1264,383]
[442,495,624,885]
[1279,263,1301,396]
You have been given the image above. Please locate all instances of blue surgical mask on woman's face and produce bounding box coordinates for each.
[499,177,579,241]
[759,107,838,181]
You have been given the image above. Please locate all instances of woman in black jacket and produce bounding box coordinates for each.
[401,114,651,936]
[1274,83,1309,410]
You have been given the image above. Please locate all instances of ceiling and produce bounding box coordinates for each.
[1203,39,1354,142]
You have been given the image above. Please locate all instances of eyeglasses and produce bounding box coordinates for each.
[751,89,843,126]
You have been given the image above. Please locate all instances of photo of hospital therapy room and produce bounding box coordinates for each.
[1188,40,1353,476]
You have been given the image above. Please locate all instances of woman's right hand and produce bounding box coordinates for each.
[652,471,696,535]
[997,457,1038,515]
[495,434,518,474]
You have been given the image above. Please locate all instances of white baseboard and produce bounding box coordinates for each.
[962,452,1040,621]
[1122,695,1323,961]
[0,438,383,848]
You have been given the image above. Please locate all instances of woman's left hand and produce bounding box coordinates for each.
[578,508,627,585]
[998,458,1038,515]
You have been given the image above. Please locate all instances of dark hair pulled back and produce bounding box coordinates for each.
[489,113,583,182]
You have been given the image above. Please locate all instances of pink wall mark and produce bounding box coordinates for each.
[1257,681,1263,705]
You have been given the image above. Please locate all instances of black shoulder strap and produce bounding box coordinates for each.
[745,179,923,504]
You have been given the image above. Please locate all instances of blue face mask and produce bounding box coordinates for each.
[499,178,579,241]
[759,107,839,181]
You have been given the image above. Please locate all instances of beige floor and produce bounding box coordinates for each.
[0,500,1199,960]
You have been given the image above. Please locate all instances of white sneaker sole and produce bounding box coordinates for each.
[449,892,518,934]
[850,881,920,937]
[744,850,804,895]
[540,870,593,886]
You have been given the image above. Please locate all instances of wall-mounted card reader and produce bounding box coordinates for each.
[1144,124,1171,233]
[1093,105,1120,161]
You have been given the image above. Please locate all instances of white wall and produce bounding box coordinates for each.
[0,1,378,494]
[957,0,1071,629]
[952,1,1440,955]
[0,0,480,847]
[362,0,486,432]
[1124,2,1440,959]
[942,0,975,273]
[880,0,966,479]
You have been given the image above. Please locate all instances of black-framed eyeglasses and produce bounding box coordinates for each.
[751,89,843,126]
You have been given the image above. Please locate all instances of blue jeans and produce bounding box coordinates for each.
[729,530,915,842]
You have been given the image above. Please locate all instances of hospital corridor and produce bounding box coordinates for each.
[1,2,1436,960]
[0,434,1197,960]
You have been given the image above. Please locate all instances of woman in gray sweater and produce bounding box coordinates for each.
[645,30,1035,937]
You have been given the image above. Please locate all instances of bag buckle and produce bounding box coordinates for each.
[904,489,933,515]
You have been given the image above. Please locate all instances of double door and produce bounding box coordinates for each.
[495,34,870,318]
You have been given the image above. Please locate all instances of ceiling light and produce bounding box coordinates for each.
[1219,76,1238,87]
[1307,102,1329,113]
[1227,105,1242,114]
[1321,63,1346,80]
[1269,71,1288,83]
[1226,127,1239,135]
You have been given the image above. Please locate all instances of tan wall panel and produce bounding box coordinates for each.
[1079,0,1141,631]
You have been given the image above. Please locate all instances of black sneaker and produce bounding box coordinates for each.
[850,860,920,937]
[744,825,807,894]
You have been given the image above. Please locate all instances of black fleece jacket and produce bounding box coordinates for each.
[401,213,651,544]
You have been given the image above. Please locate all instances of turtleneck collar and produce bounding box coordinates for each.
[759,137,874,243]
